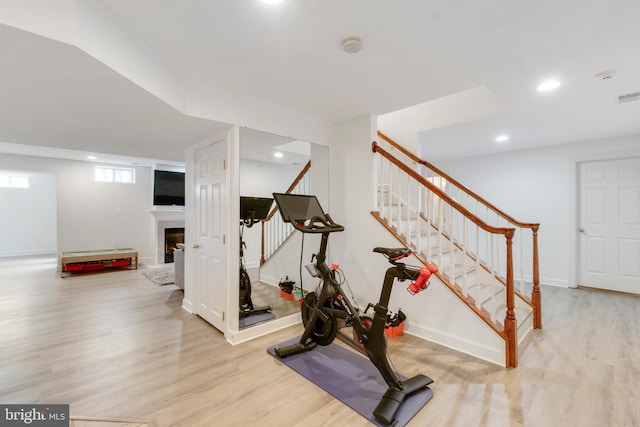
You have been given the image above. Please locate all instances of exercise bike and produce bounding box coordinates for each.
[272,193,437,425]
[239,196,274,318]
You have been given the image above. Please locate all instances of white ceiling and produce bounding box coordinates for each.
[239,127,310,167]
[0,23,228,165]
[1,0,639,164]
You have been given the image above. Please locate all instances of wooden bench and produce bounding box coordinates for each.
[60,248,138,277]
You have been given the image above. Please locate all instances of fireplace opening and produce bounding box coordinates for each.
[164,227,185,263]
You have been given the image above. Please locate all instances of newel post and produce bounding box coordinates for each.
[371,141,379,212]
[260,220,266,267]
[504,229,518,367]
[531,225,541,328]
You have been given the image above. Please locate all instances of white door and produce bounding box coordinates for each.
[194,138,228,332]
[579,157,640,294]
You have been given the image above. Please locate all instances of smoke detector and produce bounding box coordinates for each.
[595,69,616,80]
[342,36,363,54]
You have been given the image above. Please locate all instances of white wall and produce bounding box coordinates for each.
[330,115,401,305]
[0,153,154,262]
[0,170,57,257]
[239,158,301,198]
[56,161,152,256]
[433,133,640,287]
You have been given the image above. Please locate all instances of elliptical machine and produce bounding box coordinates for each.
[271,193,437,425]
[239,196,274,318]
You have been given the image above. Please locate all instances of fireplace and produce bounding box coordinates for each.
[152,212,185,265]
[164,227,185,263]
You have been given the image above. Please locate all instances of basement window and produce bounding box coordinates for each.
[0,173,29,189]
[94,166,136,184]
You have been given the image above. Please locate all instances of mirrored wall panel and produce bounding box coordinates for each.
[238,127,328,330]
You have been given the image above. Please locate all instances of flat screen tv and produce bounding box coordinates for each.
[153,170,185,206]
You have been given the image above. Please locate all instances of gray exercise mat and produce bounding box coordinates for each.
[267,336,433,426]
[239,311,275,328]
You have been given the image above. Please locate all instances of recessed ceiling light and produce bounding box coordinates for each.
[273,152,284,158]
[261,0,283,4]
[495,135,510,143]
[87,155,97,160]
[537,79,560,92]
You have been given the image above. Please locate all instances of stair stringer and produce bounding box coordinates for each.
[398,264,508,366]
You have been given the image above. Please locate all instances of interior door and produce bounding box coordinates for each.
[194,138,228,332]
[579,157,640,294]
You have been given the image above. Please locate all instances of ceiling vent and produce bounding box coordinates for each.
[617,91,640,103]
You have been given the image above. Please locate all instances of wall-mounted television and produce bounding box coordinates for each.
[153,170,185,206]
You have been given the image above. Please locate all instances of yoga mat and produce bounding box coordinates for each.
[239,311,276,328]
[267,337,433,426]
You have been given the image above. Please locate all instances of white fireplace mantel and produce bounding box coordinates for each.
[149,207,185,221]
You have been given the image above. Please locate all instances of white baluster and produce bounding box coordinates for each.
[449,204,455,284]
[462,216,469,298]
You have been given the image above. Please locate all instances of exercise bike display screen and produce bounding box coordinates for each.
[273,193,326,223]
[240,196,274,221]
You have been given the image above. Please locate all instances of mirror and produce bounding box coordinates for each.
[238,127,329,330]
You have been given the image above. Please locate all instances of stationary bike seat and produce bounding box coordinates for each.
[373,247,412,261]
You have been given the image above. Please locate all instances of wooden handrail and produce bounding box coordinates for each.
[377,131,539,230]
[264,160,311,222]
[372,142,512,236]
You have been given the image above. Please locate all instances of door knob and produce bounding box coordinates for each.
[579,228,585,233]
[193,243,200,249]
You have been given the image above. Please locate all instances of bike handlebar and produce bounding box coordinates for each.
[289,214,345,234]
[242,218,261,228]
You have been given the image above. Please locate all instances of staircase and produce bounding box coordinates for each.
[260,160,311,265]
[372,132,541,367]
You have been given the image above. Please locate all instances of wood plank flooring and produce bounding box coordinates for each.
[1,255,638,427]
[243,267,300,323]
[70,418,149,427]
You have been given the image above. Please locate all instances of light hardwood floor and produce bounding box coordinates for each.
[1,255,638,427]
[243,267,300,323]
[70,418,149,427]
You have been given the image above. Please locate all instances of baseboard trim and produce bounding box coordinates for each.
[181,298,194,314]
[225,313,300,345]
[541,277,570,287]
[406,322,506,367]
[244,260,260,269]
[0,250,56,258]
